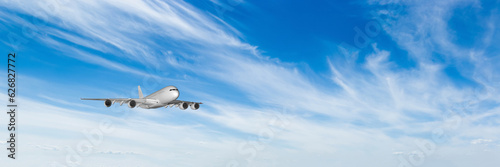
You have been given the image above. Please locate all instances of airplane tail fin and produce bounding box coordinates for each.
[138,85,144,98]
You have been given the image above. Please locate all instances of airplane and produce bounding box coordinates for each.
[81,85,202,110]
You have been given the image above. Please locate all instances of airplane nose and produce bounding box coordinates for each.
[174,90,179,99]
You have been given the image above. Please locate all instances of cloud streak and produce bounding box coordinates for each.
[0,0,499,166]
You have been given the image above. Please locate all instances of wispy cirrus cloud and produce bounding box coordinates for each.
[0,0,499,166]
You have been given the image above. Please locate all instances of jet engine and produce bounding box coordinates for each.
[128,100,137,108]
[104,99,112,107]
[190,103,200,110]
[179,102,188,110]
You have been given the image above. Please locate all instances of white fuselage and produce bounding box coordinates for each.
[140,86,179,108]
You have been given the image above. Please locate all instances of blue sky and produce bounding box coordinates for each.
[1,0,500,166]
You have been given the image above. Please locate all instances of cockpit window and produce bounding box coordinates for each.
[169,89,178,91]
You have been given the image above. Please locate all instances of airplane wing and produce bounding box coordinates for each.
[80,98,146,102]
[81,98,146,107]
[165,100,203,110]
[166,100,203,105]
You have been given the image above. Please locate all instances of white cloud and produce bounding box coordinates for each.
[0,0,499,166]
[94,150,143,155]
[30,144,61,151]
[471,138,493,145]
[38,94,96,109]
